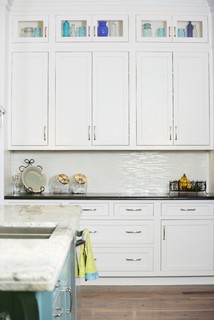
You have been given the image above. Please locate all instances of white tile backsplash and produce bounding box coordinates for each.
[11,151,209,194]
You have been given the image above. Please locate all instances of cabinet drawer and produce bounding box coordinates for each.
[114,203,154,217]
[73,203,109,218]
[79,220,154,244]
[161,203,214,216]
[93,247,154,272]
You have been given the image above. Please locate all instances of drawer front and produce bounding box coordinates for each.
[114,203,154,217]
[73,202,109,218]
[79,220,154,244]
[161,203,214,216]
[93,247,154,272]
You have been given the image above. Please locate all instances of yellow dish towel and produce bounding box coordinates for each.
[76,229,99,281]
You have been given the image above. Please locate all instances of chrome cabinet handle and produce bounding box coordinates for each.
[175,126,178,140]
[169,126,172,140]
[126,230,142,234]
[88,126,91,141]
[126,208,142,212]
[44,125,47,141]
[53,308,63,318]
[88,26,91,37]
[0,106,6,130]
[93,26,96,37]
[89,230,97,234]
[174,26,176,37]
[83,208,97,211]
[180,208,196,212]
[44,26,47,37]
[66,287,72,314]
[168,26,171,37]
[126,258,141,261]
[93,126,96,140]
[163,225,166,240]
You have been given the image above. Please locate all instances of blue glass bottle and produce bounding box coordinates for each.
[63,20,70,37]
[187,21,193,37]
[97,21,108,37]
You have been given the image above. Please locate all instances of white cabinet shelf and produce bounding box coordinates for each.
[55,14,128,42]
[136,15,208,42]
[12,15,48,42]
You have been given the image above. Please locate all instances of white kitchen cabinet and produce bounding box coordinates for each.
[12,15,48,42]
[136,15,208,42]
[11,52,48,146]
[55,52,129,147]
[56,14,128,42]
[136,51,210,147]
[161,220,214,273]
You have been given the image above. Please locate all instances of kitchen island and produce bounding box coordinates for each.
[0,204,82,320]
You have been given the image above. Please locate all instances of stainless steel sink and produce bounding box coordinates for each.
[0,226,56,239]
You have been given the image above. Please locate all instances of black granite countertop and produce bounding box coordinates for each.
[4,192,214,201]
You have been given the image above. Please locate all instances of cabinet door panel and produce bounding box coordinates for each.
[93,52,129,146]
[55,52,91,146]
[161,220,214,272]
[136,52,173,146]
[173,52,210,146]
[11,52,48,146]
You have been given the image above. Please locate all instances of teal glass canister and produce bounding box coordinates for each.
[97,21,108,37]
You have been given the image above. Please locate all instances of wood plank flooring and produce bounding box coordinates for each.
[77,285,214,320]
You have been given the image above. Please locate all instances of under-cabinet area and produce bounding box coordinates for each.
[4,197,214,285]
[6,4,213,151]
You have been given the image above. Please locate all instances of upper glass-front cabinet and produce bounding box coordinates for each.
[136,15,208,43]
[56,15,128,42]
[12,16,48,42]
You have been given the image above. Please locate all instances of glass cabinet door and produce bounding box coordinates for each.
[56,14,128,42]
[136,15,208,43]
[55,15,92,42]
[12,16,48,42]
[172,16,208,42]
[92,15,128,41]
[136,15,171,42]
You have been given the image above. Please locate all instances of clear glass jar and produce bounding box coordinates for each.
[70,174,87,194]
[24,27,34,37]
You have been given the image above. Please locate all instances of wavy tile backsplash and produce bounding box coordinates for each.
[12,151,209,194]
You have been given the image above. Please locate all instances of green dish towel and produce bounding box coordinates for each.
[76,229,99,281]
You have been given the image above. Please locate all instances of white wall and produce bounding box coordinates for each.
[11,151,209,194]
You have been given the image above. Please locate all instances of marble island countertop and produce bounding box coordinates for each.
[0,205,82,292]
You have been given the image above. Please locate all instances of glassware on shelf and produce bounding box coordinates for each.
[142,23,152,37]
[97,20,108,37]
[70,24,77,37]
[109,21,117,37]
[193,24,198,37]
[78,26,86,37]
[187,21,194,37]
[63,20,70,37]
[157,27,165,37]
[34,27,42,37]
[23,27,34,37]
[177,28,186,37]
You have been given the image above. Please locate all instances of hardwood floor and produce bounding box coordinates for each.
[77,285,214,320]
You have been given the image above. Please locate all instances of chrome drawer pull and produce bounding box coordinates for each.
[126,230,142,234]
[89,230,97,234]
[180,208,196,212]
[126,208,142,212]
[83,208,97,211]
[126,258,141,261]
